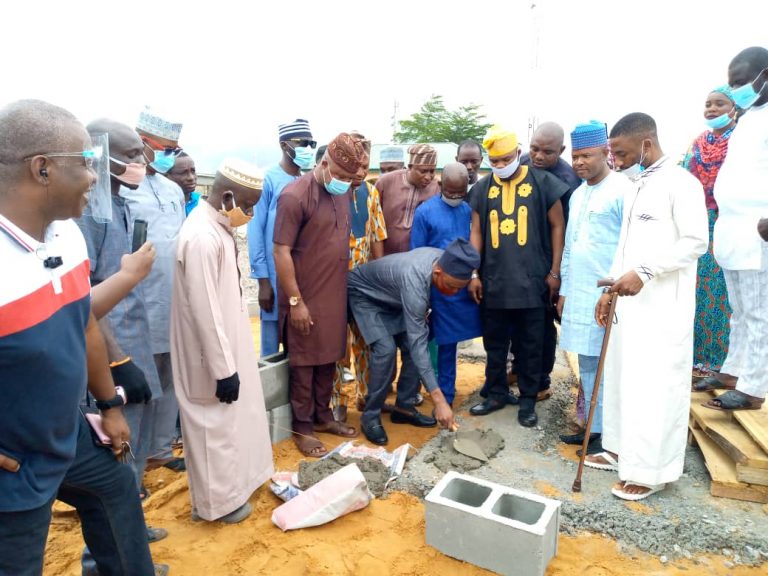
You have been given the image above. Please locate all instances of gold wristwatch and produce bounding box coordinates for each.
[289,296,302,306]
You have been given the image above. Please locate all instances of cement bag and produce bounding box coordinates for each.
[271,463,372,531]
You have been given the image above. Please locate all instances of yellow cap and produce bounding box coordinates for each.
[483,125,518,157]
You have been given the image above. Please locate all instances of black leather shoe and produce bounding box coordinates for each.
[577,437,604,456]
[362,420,388,445]
[391,408,436,427]
[518,410,538,427]
[469,397,507,416]
[507,392,519,405]
[559,432,600,445]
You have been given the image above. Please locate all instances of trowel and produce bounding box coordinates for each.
[450,426,488,462]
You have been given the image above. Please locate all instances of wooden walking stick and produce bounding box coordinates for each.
[572,278,618,493]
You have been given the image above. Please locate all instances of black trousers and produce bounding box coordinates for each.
[481,306,545,413]
[509,303,557,391]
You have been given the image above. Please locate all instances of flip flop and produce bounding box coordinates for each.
[703,390,764,411]
[692,375,736,392]
[313,420,359,438]
[585,451,619,472]
[611,481,665,501]
[293,434,328,458]
[536,389,552,402]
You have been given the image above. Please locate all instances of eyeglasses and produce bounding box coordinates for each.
[285,138,317,149]
[24,148,102,169]
[142,135,182,156]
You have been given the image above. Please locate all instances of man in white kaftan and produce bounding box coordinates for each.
[171,159,273,522]
[589,113,708,500]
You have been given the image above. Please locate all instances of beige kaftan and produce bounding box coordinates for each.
[170,202,273,520]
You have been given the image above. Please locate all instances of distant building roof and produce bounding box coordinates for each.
[369,142,490,171]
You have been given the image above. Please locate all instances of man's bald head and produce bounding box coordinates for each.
[442,162,468,187]
[529,121,566,170]
[0,99,81,182]
[86,118,143,160]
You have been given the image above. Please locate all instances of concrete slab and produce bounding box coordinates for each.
[258,351,290,410]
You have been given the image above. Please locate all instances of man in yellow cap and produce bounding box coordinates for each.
[170,158,274,524]
[468,126,568,427]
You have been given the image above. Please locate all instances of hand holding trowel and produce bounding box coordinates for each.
[450,422,489,462]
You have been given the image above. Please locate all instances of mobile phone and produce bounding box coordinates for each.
[82,410,112,445]
[132,219,148,253]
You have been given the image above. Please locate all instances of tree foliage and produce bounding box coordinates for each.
[393,95,492,145]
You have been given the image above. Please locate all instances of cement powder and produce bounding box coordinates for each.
[423,429,505,472]
[298,454,390,497]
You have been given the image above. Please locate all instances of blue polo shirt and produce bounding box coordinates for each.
[0,215,91,511]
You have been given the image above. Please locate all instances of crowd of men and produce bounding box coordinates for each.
[0,45,766,574]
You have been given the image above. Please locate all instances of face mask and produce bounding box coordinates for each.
[491,154,520,179]
[618,142,647,181]
[731,74,765,110]
[220,197,252,227]
[441,194,465,207]
[291,146,315,170]
[323,167,351,196]
[705,111,734,130]
[149,150,177,174]
[110,157,147,186]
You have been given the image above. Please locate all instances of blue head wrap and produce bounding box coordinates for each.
[712,84,735,103]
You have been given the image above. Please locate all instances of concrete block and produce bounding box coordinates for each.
[425,471,561,576]
[258,351,290,410]
[267,403,292,444]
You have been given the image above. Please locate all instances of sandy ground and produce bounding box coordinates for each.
[43,316,768,576]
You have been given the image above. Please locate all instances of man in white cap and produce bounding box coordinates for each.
[121,107,187,479]
[171,158,274,524]
[378,146,405,174]
[248,119,316,358]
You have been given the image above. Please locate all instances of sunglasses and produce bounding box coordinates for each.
[142,135,182,156]
[285,138,317,149]
[24,148,102,169]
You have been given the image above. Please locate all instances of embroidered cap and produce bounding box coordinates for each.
[570,120,608,151]
[278,119,313,141]
[380,146,405,163]
[437,238,481,281]
[218,158,264,190]
[327,132,365,174]
[408,144,437,166]
[136,107,183,141]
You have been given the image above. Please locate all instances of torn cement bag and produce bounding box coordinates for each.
[271,463,373,531]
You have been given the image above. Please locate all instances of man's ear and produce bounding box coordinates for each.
[559,145,566,155]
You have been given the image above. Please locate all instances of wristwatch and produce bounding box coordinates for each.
[289,296,302,306]
[548,271,561,280]
[470,272,479,280]
[96,386,127,411]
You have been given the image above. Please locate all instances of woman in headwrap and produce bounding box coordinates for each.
[683,86,737,381]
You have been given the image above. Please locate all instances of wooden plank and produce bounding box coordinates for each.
[689,397,768,469]
[712,389,768,454]
[690,427,768,504]
[736,464,768,486]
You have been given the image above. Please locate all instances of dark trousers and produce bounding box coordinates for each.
[0,416,154,576]
[540,304,558,391]
[290,363,335,435]
[481,307,545,414]
[363,333,419,426]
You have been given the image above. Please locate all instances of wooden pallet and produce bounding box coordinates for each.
[712,389,768,453]
[690,392,768,486]
[689,427,768,504]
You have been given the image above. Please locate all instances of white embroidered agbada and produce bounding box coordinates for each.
[602,158,707,486]
[171,202,273,520]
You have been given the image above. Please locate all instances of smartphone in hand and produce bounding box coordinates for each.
[132,219,148,253]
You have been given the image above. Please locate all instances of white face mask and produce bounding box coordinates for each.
[441,194,465,207]
[491,153,520,179]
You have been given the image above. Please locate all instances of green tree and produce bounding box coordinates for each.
[393,95,492,145]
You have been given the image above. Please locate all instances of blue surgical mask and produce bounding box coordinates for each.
[731,72,766,110]
[323,167,351,196]
[705,111,734,130]
[619,163,644,181]
[150,151,177,174]
[292,146,315,170]
[441,194,465,208]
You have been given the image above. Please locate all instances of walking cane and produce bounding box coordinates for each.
[572,278,617,493]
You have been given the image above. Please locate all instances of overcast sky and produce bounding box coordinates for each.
[2,0,765,172]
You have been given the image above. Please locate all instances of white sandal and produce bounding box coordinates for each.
[611,481,665,501]
[584,451,619,472]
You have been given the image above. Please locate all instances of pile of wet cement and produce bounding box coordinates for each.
[422,429,505,472]
[298,454,390,497]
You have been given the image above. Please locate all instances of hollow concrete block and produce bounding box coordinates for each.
[267,403,292,444]
[425,471,561,576]
[258,351,290,410]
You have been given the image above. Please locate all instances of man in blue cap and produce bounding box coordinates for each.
[248,119,316,357]
[348,238,480,445]
[556,121,633,455]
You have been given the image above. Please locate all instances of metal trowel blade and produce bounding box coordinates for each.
[453,437,488,462]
